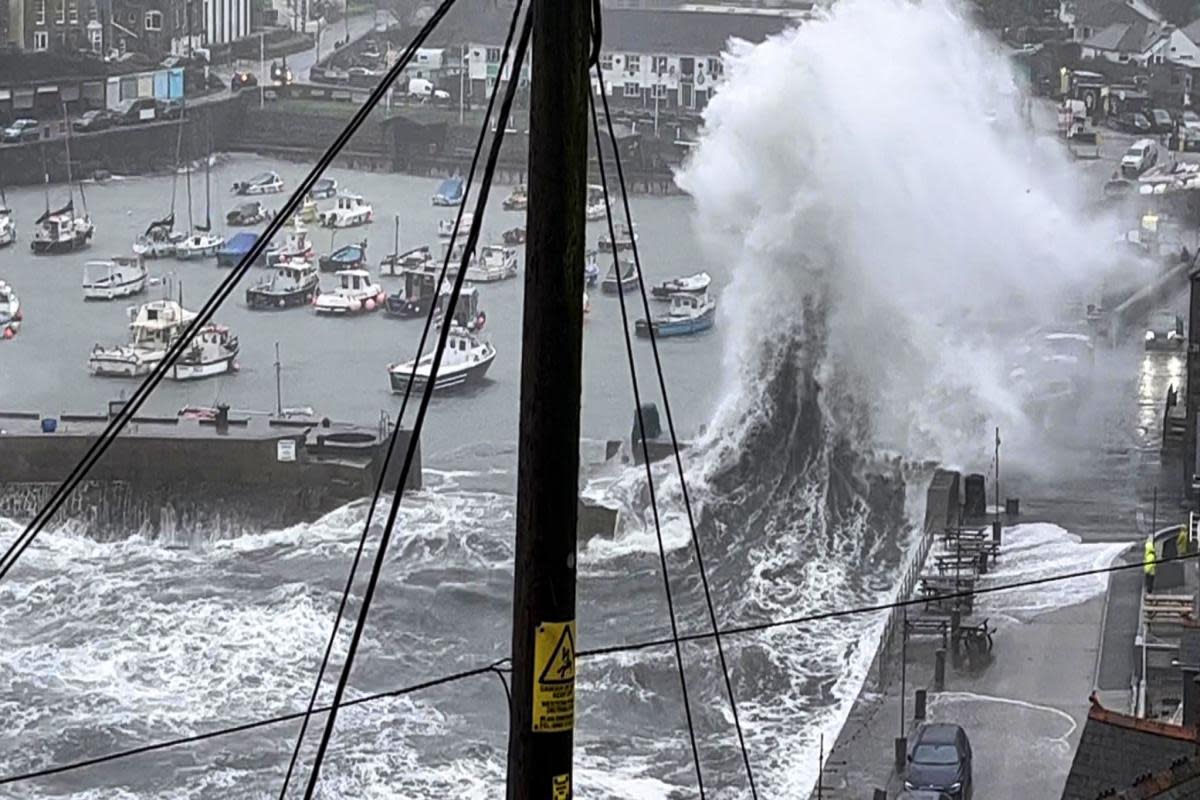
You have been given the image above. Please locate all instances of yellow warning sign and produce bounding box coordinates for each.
[532,620,575,733]
[552,773,570,799]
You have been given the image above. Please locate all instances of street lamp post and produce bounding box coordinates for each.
[259,31,265,109]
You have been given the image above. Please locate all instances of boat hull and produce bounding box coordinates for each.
[169,352,237,381]
[246,285,319,310]
[83,275,147,301]
[0,227,15,247]
[88,350,164,378]
[635,309,715,338]
[601,277,637,294]
[388,352,494,394]
[31,230,92,255]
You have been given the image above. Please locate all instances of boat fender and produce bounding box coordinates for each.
[365,299,377,312]
[2,326,13,339]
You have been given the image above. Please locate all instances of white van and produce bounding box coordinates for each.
[1121,138,1158,177]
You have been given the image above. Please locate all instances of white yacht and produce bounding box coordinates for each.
[88,300,195,378]
[388,326,495,394]
[83,256,148,301]
[466,245,518,282]
[314,269,385,315]
[318,192,373,228]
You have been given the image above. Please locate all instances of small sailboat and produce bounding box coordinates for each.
[584,250,599,287]
[650,271,711,300]
[233,171,284,195]
[88,299,195,378]
[601,258,638,294]
[437,211,474,239]
[82,256,148,301]
[314,268,385,315]
[585,184,607,221]
[269,217,314,265]
[310,176,338,200]
[0,186,15,247]
[503,184,528,211]
[598,222,637,253]
[318,239,368,272]
[134,214,185,258]
[317,192,373,228]
[466,245,518,282]
[175,139,223,260]
[387,325,495,394]
[171,324,239,380]
[0,281,21,339]
[432,176,465,206]
[635,291,717,338]
[32,116,93,254]
[226,200,273,226]
[246,258,321,310]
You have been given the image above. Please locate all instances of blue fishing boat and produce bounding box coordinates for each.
[635,291,716,338]
[432,176,464,207]
[318,240,368,273]
[216,232,274,268]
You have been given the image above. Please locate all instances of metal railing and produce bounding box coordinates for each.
[872,522,936,690]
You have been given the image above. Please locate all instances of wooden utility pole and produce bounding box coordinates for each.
[506,2,589,799]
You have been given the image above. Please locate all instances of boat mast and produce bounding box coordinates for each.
[61,104,76,213]
[506,2,589,797]
[184,144,194,231]
[393,213,400,258]
[169,104,185,222]
[274,341,283,416]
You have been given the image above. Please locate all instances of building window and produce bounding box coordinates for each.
[623,82,640,97]
[707,57,722,77]
[652,55,667,75]
[600,53,613,70]
[55,0,64,23]
[653,83,667,99]
[486,47,500,63]
[35,0,45,24]
[68,0,77,23]
[145,10,162,30]
[34,30,48,49]
[626,54,640,73]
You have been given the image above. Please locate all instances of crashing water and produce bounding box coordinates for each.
[0,1,1138,798]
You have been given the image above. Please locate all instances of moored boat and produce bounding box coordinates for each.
[601,258,638,294]
[268,217,314,265]
[432,176,465,207]
[318,240,368,272]
[381,244,434,278]
[466,245,518,282]
[88,299,195,378]
[217,231,277,268]
[650,271,711,300]
[434,284,487,331]
[82,256,148,301]
[585,184,607,221]
[598,222,637,253]
[31,203,93,254]
[174,229,224,260]
[246,258,320,310]
[134,215,184,258]
[171,324,239,380]
[233,171,284,195]
[503,226,526,245]
[299,197,319,223]
[318,192,373,228]
[503,184,528,211]
[387,325,495,394]
[437,211,474,239]
[226,201,273,226]
[314,268,385,315]
[310,177,338,200]
[635,291,716,338]
[0,280,21,339]
[385,267,442,318]
[0,205,15,247]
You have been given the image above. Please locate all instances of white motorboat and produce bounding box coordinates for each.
[0,205,15,247]
[171,324,239,380]
[83,256,148,301]
[88,299,195,378]
[387,325,495,394]
[466,245,518,282]
[437,211,474,239]
[0,280,21,339]
[650,271,711,300]
[233,171,284,195]
[503,184,528,211]
[318,192,373,228]
[598,222,637,253]
[314,268,386,315]
[585,184,607,221]
[269,217,315,265]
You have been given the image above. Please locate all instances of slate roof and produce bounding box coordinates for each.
[1180,17,1200,47]
[429,0,792,53]
[1074,0,1157,29]
[1083,20,1166,54]
[1111,756,1200,797]
[1061,700,1200,799]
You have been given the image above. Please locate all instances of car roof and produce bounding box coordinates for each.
[915,723,964,743]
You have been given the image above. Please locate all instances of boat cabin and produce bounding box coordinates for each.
[128,301,194,348]
[338,269,373,291]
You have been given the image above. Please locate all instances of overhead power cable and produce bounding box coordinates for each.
[591,58,759,797]
[276,3,527,796]
[589,88,706,799]
[297,11,535,797]
[0,0,463,589]
[0,546,1177,789]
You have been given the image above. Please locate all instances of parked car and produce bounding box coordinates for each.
[904,723,973,799]
[1111,111,1152,134]
[1146,309,1185,351]
[269,60,293,85]
[1149,108,1174,133]
[231,70,258,91]
[1120,138,1159,177]
[897,792,952,800]
[156,98,184,120]
[1177,109,1200,130]
[1,118,40,143]
[113,97,158,125]
[72,109,116,133]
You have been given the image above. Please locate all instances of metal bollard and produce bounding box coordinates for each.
[950,609,962,663]
[895,736,907,769]
[992,519,1002,545]
[934,648,946,690]
[978,551,989,574]
[915,688,927,720]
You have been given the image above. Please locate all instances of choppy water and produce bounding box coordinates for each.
[0,0,1148,797]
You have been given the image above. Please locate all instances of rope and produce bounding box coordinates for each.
[2,547,1180,789]
[276,3,526,795]
[297,12,534,797]
[588,88,706,799]
[0,0,463,589]
[592,62,758,795]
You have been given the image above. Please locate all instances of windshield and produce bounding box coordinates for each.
[912,744,960,765]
